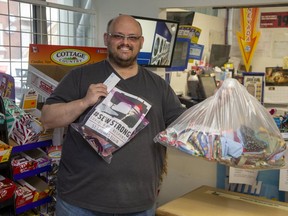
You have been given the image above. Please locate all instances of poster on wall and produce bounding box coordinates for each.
[242,72,265,103]
[260,12,288,28]
[264,67,288,104]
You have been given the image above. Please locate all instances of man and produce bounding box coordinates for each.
[41,14,185,216]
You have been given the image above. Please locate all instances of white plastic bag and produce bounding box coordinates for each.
[154,78,286,169]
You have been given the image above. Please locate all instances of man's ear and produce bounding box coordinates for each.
[140,37,144,49]
[104,33,108,46]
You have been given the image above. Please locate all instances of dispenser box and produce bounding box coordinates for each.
[27,44,107,98]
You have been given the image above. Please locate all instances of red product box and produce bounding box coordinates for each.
[24,148,51,168]
[15,180,35,208]
[11,153,38,175]
[0,175,16,202]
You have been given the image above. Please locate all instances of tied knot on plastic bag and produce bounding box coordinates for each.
[154,78,287,169]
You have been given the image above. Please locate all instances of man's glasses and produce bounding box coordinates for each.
[108,33,142,42]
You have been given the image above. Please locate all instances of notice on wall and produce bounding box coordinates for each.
[229,167,258,185]
[260,12,288,28]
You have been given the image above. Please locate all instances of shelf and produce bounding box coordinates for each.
[13,165,52,181]
[11,140,52,154]
[16,196,52,215]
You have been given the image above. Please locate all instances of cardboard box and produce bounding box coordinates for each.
[156,185,288,216]
[11,153,38,175]
[28,44,107,98]
[24,148,51,168]
[15,181,34,208]
[0,140,12,163]
[10,113,43,145]
[3,97,45,145]
[23,176,50,202]
[0,175,16,202]
[11,148,51,174]
[3,98,26,136]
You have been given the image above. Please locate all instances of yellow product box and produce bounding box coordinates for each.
[0,140,12,163]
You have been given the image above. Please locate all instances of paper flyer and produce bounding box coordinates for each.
[217,164,285,201]
[229,167,258,185]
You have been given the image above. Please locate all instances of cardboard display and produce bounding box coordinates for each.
[156,185,288,216]
[27,44,107,97]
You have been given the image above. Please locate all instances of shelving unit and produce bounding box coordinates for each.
[0,139,53,215]
[12,140,52,154]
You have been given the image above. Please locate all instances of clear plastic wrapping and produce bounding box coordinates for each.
[72,87,151,163]
[154,78,286,169]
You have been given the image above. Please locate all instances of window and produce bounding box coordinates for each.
[0,0,97,104]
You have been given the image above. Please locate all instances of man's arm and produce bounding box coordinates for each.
[41,83,108,130]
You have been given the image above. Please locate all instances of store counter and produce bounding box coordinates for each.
[156,185,288,216]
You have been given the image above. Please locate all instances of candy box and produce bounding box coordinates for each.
[3,98,26,136]
[10,113,43,145]
[15,180,35,208]
[24,148,51,168]
[23,176,50,202]
[0,175,16,202]
[11,153,38,175]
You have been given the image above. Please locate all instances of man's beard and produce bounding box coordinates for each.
[108,45,138,67]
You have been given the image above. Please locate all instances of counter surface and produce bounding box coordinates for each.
[156,185,288,216]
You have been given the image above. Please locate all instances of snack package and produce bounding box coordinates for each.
[154,78,287,169]
[72,87,151,163]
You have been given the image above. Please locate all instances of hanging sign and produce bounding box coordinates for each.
[237,8,261,72]
[260,12,288,28]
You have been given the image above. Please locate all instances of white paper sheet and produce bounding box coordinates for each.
[229,167,258,185]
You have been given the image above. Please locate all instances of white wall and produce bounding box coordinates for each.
[92,0,288,46]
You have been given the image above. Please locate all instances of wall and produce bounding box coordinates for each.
[170,12,226,96]
[92,0,288,46]
[232,6,288,72]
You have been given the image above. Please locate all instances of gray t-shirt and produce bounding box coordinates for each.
[45,60,186,213]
